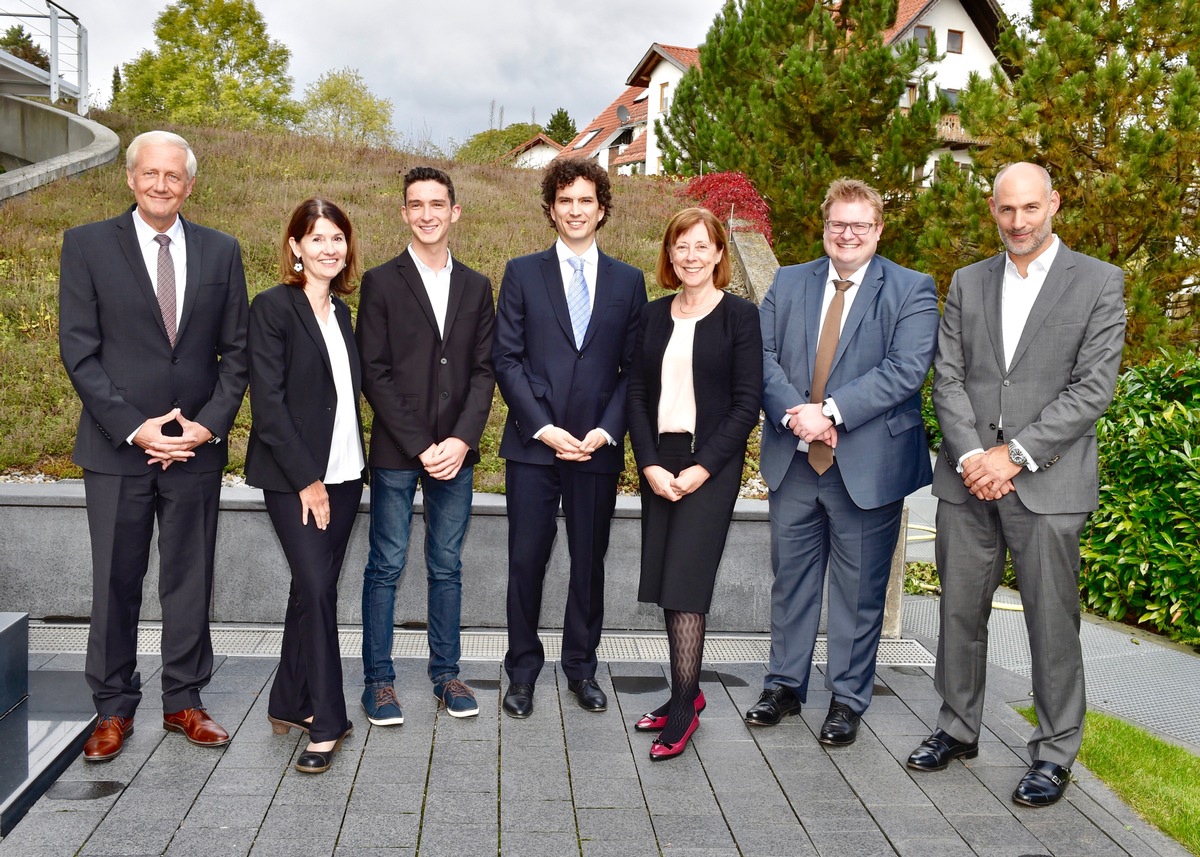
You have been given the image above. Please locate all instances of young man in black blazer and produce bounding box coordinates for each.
[357,167,496,723]
[59,130,249,761]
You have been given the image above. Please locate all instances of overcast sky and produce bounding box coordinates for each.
[25,0,1028,151]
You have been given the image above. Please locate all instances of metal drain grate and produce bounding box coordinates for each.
[29,622,934,666]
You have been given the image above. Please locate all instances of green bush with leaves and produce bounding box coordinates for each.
[1082,353,1200,634]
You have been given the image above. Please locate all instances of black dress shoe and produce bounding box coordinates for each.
[295,724,351,775]
[907,728,979,771]
[1012,760,1071,807]
[744,686,800,726]
[503,683,535,719]
[818,700,860,746]
[567,678,607,712]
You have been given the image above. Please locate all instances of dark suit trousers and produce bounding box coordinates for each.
[766,455,903,715]
[83,466,221,717]
[504,459,618,684]
[933,492,1088,767]
[264,480,361,743]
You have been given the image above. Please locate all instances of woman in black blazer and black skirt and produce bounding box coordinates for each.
[627,207,763,761]
[244,198,366,774]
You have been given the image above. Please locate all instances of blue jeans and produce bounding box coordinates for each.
[362,466,474,687]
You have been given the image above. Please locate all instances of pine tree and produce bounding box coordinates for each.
[658,0,943,265]
[544,108,578,145]
[932,0,1200,358]
[1,24,50,71]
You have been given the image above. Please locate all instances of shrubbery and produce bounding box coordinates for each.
[681,172,773,246]
[1082,353,1200,636]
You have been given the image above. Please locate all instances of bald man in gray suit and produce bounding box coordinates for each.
[907,163,1125,808]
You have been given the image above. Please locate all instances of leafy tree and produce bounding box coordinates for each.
[455,122,542,164]
[544,108,578,145]
[301,67,394,148]
[923,0,1200,360]
[1,24,50,71]
[658,0,943,265]
[113,0,301,128]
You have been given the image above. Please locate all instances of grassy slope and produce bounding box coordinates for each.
[0,112,684,490]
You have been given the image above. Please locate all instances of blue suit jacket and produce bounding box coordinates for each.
[759,254,939,508]
[493,245,647,473]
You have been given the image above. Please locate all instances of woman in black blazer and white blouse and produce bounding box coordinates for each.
[244,198,366,774]
[627,207,763,760]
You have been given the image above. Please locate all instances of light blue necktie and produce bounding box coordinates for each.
[566,256,590,349]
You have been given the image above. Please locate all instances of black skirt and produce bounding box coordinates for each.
[637,433,743,613]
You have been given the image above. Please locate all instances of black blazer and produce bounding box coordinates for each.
[244,284,366,493]
[356,250,495,471]
[493,246,647,473]
[58,207,250,475]
[627,292,763,477]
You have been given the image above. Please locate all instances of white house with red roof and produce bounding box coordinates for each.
[500,132,564,169]
[562,0,1005,180]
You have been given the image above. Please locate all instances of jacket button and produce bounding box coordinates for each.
[578,353,584,360]
[171,399,180,407]
[440,357,448,365]
[440,391,449,399]
[988,422,996,430]
[171,357,179,365]
[1003,380,1010,387]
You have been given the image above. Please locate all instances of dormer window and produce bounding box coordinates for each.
[574,129,600,150]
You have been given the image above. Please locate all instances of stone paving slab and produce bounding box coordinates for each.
[0,651,1192,857]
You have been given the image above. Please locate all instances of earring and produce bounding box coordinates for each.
[293,258,303,273]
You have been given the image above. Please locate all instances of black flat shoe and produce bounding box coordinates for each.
[818,700,860,746]
[744,686,800,726]
[268,714,311,735]
[567,678,607,712]
[907,729,979,771]
[295,726,350,774]
[1012,760,1071,807]
[503,683,535,719]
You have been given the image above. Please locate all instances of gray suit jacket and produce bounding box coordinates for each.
[931,242,1125,514]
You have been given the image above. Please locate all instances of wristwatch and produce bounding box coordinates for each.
[821,400,835,420]
[1007,440,1028,468]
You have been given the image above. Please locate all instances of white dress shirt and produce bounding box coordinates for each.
[131,209,187,331]
[314,299,365,484]
[408,244,453,338]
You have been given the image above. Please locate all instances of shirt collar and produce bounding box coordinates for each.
[556,238,598,267]
[407,244,454,276]
[826,258,872,288]
[131,208,185,247]
[1004,234,1060,280]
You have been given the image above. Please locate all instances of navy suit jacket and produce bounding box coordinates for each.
[493,245,647,473]
[58,206,249,475]
[244,284,366,493]
[759,254,939,508]
[356,250,495,471]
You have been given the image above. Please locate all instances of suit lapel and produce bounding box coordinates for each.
[397,252,441,342]
[115,208,171,344]
[1008,246,1076,371]
[804,262,826,373]
[580,251,613,351]
[290,287,334,378]
[983,255,1006,370]
[540,248,576,348]
[176,216,202,344]
[832,256,883,370]
[442,261,467,345]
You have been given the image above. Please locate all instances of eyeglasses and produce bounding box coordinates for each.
[825,221,878,236]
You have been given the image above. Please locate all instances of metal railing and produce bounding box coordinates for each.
[0,1,88,114]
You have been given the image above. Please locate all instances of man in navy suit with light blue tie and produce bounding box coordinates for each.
[749,178,939,745]
[493,158,647,718]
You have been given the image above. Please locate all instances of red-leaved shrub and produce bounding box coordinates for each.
[681,172,773,246]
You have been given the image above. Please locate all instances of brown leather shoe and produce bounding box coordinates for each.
[83,715,134,762]
[163,707,231,747]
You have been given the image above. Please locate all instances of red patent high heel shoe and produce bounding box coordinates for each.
[649,714,699,761]
[634,690,706,732]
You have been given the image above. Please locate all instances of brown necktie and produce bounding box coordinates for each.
[807,278,853,475]
[154,234,177,346]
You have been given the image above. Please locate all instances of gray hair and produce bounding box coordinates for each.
[125,131,197,180]
[993,162,1052,197]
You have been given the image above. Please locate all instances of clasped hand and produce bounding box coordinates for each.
[961,445,1019,500]
[133,408,213,469]
[539,426,608,462]
[786,403,837,447]
[642,463,711,502]
[420,437,470,481]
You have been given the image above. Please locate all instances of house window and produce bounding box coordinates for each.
[959,163,972,176]
[947,30,964,53]
[914,163,926,183]
[660,82,670,112]
[906,83,918,105]
[913,25,931,47]
[574,129,600,150]
[940,88,960,109]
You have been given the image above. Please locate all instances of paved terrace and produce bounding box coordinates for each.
[3,623,1193,857]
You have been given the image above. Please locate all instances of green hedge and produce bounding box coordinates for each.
[1082,353,1200,636]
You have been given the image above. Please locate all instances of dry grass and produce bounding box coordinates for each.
[0,113,693,490]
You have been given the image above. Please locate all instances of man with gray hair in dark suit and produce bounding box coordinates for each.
[907,162,1125,807]
[59,130,249,762]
